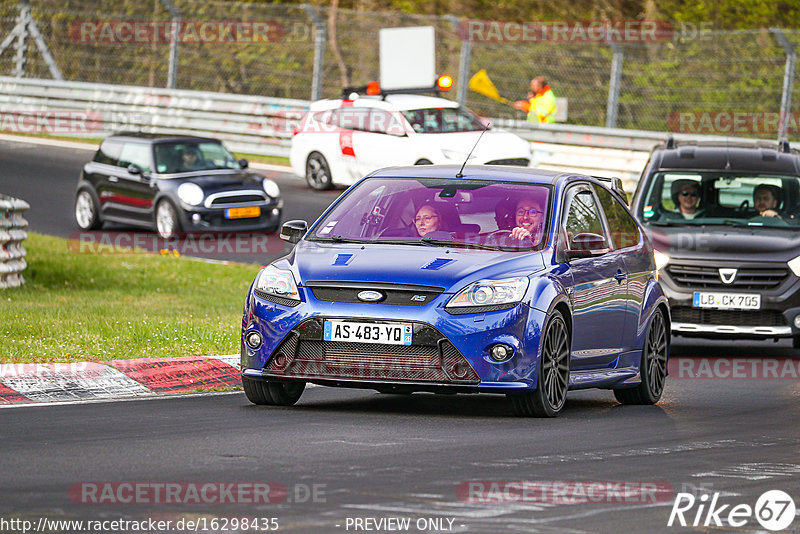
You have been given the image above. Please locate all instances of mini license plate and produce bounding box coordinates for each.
[225,206,261,219]
[323,321,413,345]
[693,292,761,310]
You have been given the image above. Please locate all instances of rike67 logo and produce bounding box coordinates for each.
[668,490,796,531]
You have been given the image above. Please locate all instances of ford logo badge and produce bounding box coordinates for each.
[357,290,385,302]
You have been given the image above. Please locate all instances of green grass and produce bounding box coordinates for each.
[0,233,260,363]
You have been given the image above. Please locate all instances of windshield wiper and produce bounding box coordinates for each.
[647,220,692,227]
[314,235,373,244]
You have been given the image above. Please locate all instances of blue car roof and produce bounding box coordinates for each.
[368,165,567,185]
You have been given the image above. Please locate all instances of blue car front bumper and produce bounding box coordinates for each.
[241,288,547,392]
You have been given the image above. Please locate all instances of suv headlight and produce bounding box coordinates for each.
[263,179,280,198]
[789,255,800,277]
[254,265,299,301]
[177,183,204,206]
[446,277,529,308]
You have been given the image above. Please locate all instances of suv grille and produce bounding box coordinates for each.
[485,158,530,166]
[264,319,479,384]
[666,264,789,290]
[671,307,787,327]
[208,193,266,207]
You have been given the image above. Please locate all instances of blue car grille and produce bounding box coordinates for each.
[306,281,444,306]
[263,319,479,384]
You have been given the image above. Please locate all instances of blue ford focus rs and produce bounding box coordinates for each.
[240,166,670,417]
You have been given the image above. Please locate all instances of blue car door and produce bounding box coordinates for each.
[558,184,629,370]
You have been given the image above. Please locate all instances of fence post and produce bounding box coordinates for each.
[303,4,326,101]
[770,28,796,141]
[445,15,471,106]
[160,0,180,89]
[605,41,623,129]
[12,0,30,78]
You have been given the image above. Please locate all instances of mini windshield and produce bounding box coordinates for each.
[640,171,800,228]
[153,142,241,174]
[401,108,485,133]
[309,177,551,251]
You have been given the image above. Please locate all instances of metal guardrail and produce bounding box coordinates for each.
[0,194,30,289]
[0,76,688,188]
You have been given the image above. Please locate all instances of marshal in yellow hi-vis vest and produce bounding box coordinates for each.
[513,77,557,124]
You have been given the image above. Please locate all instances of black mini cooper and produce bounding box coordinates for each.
[631,138,800,348]
[74,133,283,238]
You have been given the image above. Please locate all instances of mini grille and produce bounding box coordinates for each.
[485,158,530,166]
[665,264,789,290]
[209,194,266,206]
[671,307,787,327]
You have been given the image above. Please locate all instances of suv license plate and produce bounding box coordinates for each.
[323,321,412,345]
[693,292,761,310]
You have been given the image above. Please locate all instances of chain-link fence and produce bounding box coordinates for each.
[1,0,798,141]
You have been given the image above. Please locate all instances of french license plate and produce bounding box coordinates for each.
[693,292,761,310]
[225,206,261,219]
[323,321,412,345]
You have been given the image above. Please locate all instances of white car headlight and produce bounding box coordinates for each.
[654,250,670,271]
[447,277,529,308]
[177,182,204,206]
[789,255,800,277]
[263,179,280,198]
[441,149,475,161]
[255,265,299,301]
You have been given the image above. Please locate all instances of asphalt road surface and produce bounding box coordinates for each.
[2,136,799,533]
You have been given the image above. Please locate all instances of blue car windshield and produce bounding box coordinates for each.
[309,177,551,251]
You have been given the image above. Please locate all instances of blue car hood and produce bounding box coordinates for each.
[283,241,547,293]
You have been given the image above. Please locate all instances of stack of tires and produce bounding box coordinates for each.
[0,195,30,289]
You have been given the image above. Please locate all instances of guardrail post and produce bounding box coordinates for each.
[605,41,623,129]
[770,28,796,141]
[0,194,30,289]
[445,15,471,106]
[303,4,326,101]
[160,0,180,89]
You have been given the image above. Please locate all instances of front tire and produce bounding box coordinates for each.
[305,152,333,191]
[793,335,800,350]
[74,189,102,230]
[508,310,570,417]
[242,377,305,406]
[614,308,668,405]
[155,199,182,239]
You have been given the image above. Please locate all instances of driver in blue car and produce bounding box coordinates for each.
[510,197,545,243]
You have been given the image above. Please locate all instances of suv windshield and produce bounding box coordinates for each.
[639,171,800,228]
[309,177,550,251]
[153,142,241,173]
[401,108,485,133]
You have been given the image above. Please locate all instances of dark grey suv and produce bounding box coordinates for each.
[74,133,283,238]
[630,138,800,348]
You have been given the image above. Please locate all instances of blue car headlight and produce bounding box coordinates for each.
[446,277,529,308]
[254,265,299,301]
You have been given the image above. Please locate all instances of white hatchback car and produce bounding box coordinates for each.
[289,93,534,190]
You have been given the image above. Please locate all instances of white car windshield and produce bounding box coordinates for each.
[401,108,485,133]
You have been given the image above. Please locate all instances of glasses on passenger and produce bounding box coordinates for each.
[516,209,543,217]
[679,190,698,198]
[414,215,438,223]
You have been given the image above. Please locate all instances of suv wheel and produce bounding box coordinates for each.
[306,152,333,190]
[155,200,182,239]
[74,189,102,230]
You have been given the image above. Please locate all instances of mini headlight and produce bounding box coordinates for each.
[177,182,204,206]
[254,265,299,301]
[263,179,280,198]
[789,255,800,277]
[447,277,529,308]
[654,250,670,271]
